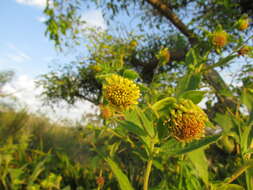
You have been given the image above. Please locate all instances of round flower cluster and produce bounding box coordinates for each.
[237,18,249,31]
[96,176,105,187]
[103,74,140,109]
[212,31,228,48]
[164,99,208,142]
[238,46,251,56]
[160,48,170,62]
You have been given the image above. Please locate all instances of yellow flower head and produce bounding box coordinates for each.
[238,45,251,56]
[103,74,140,109]
[130,40,138,48]
[160,48,170,62]
[212,31,228,48]
[164,99,208,142]
[96,176,105,187]
[238,18,249,31]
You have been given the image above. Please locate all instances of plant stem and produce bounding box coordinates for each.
[224,160,253,184]
[143,141,155,190]
[143,159,153,190]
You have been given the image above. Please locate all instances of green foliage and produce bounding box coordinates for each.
[4,0,253,189]
[0,71,14,89]
[105,158,134,190]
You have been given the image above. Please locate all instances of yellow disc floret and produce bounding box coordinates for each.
[212,31,228,48]
[164,99,208,142]
[103,74,140,109]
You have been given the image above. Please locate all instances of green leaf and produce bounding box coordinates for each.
[135,107,155,137]
[28,156,49,184]
[124,109,143,127]
[214,113,234,133]
[119,120,147,137]
[123,69,139,80]
[210,55,237,70]
[8,168,24,185]
[121,109,152,148]
[152,97,176,112]
[152,97,176,118]
[188,73,201,90]
[76,186,85,190]
[176,135,221,155]
[160,138,181,154]
[153,159,164,171]
[241,88,253,112]
[223,160,253,190]
[241,125,252,154]
[62,186,72,190]
[185,48,198,66]
[109,142,121,157]
[161,135,221,156]
[105,158,134,190]
[188,148,209,185]
[215,184,244,190]
[132,149,148,161]
[175,72,201,97]
[179,90,206,104]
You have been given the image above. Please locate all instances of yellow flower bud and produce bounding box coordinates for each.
[96,176,105,187]
[130,40,138,48]
[238,18,249,31]
[90,65,102,72]
[160,48,170,62]
[238,46,251,56]
[100,105,113,119]
[212,31,228,48]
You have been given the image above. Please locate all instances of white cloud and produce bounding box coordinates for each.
[81,9,107,30]
[6,44,31,63]
[6,53,31,63]
[37,16,47,22]
[2,75,41,107]
[2,75,95,123]
[15,0,47,8]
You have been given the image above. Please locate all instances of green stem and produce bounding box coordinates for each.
[143,141,155,190]
[224,160,253,184]
[245,169,253,190]
[143,159,153,190]
[202,35,253,72]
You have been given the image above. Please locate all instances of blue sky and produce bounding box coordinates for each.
[0,0,105,122]
[0,0,107,78]
[0,0,56,77]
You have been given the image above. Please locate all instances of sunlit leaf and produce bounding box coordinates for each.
[188,148,209,185]
[161,135,221,156]
[105,158,134,190]
[179,90,206,104]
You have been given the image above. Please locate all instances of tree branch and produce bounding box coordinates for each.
[145,0,198,45]
[145,0,237,111]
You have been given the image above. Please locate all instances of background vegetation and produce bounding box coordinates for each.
[1,0,253,189]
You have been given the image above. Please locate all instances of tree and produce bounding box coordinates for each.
[0,71,14,92]
[40,0,252,114]
[37,1,253,190]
